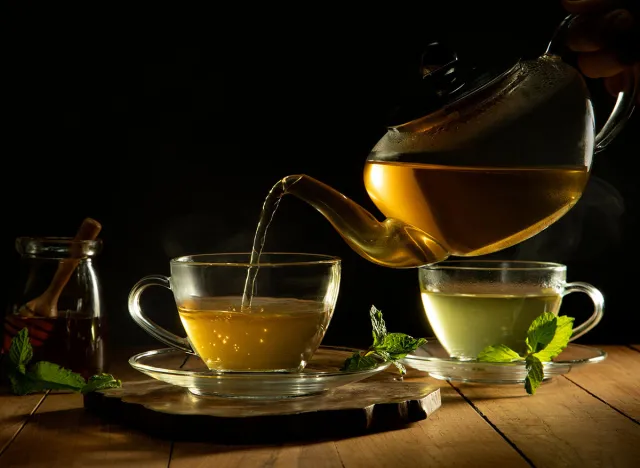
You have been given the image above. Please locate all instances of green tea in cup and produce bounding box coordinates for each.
[418,261,603,361]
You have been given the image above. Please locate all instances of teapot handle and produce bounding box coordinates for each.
[545,14,638,154]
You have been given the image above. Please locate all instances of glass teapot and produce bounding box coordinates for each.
[267,16,637,268]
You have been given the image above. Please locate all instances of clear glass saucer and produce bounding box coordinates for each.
[401,339,607,384]
[129,346,391,398]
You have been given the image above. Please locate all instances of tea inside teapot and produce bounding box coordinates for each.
[364,57,592,257]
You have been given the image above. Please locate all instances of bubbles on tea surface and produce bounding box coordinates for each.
[179,298,330,371]
[422,282,563,296]
[226,303,266,314]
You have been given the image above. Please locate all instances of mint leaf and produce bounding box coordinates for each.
[340,352,379,372]
[9,327,33,374]
[341,305,428,375]
[526,312,557,353]
[5,328,123,396]
[369,305,388,347]
[81,373,122,394]
[524,354,544,395]
[534,315,575,362]
[475,313,575,396]
[374,333,426,360]
[8,371,47,396]
[26,361,86,391]
[8,369,70,396]
[477,344,523,362]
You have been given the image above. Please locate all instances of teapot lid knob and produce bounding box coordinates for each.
[419,42,458,78]
[387,43,520,129]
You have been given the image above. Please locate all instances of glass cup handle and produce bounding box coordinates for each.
[545,14,638,153]
[562,281,605,342]
[127,275,192,352]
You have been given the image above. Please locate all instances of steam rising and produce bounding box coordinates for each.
[161,213,255,259]
[508,176,624,262]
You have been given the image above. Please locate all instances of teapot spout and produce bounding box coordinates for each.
[280,175,449,268]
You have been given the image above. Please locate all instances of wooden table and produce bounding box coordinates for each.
[1,345,639,467]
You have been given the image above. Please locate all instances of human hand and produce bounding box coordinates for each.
[562,0,639,103]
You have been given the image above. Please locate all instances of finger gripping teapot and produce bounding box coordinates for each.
[271,16,638,268]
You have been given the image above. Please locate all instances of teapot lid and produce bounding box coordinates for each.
[388,43,521,128]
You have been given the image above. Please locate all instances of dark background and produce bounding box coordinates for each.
[2,1,638,355]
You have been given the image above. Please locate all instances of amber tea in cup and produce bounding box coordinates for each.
[128,253,341,372]
[418,261,603,360]
[178,296,333,371]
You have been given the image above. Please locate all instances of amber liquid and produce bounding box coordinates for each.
[364,161,589,256]
[2,315,105,379]
[178,297,332,371]
[242,177,295,308]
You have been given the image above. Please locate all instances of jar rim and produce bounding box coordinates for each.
[16,236,103,258]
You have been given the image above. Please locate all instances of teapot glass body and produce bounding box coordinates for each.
[364,57,594,258]
[276,54,636,267]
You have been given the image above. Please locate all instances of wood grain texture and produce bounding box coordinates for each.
[0,392,172,468]
[563,345,640,421]
[84,370,442,443]
[333,385,530,468]
[170,441,344,468]
[168,384,529,468]
[451,376,640,468]
[0,347,170,467]
[2,346,638,467]
[0,388,46,455]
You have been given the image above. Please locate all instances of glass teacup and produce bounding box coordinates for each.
[418,260,604,361]
[128,253,341,372]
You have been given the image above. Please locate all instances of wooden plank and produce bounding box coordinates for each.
[170,441,344,468]
[0,389,46,455]
[108,346,156,382]
[0,347,48,455]
[169,378,527,468]
[0,392,172,468]
[0,343,145,457]
[562,346,640,421]
[333,385,530,468]
[0,346,172,467]
[630,345,640,353]
[452,376,640,468]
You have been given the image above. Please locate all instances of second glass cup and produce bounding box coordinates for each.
[418,260,604,361]
[128,253,341,372]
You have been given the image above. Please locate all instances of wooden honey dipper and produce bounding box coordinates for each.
[19,217,102,318]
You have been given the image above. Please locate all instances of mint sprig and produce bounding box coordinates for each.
[340,305,427,375]
[477,312,574,395]
[4,328,122,395]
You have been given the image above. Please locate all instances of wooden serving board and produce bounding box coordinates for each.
[84,370,441,443]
